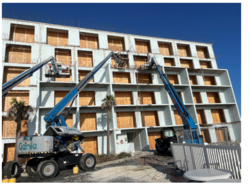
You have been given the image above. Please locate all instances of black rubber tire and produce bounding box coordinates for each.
[2,161,20,179]
[79,153,96,171]
[26,159,38,176]
[155,141,168,154]
[37,160,58,180]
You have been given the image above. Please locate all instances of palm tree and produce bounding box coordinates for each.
[7,98,35,162]
[101,95,116,158]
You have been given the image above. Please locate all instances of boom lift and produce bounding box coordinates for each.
[2,56,70,98]
[139,56,203,153]
[3,52,127,180]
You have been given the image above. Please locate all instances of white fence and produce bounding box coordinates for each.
[171,142,241,179]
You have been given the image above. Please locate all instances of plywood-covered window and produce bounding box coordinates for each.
[189,75,198,85]
[171,92,182,104]
[2,117,28,138]
[55,69,72,82]
[2,91,29,112]
[112,55,128,68]
[55,49,71,66]
[79,70,94,82]
[116,112,136,128]
[80,136,97,155]
[10,25,34,43]
[78,51,93,67]
[113,72,130,83]
[135,40,150,54]
[138,92,155,104]
[79,91,95,106]
[180,59,194,69]
[177,44,191,57]
[167,74,179,84]
[174,110,183,125]
[207,92,220,103]
[148,132,161,150]
[215,128,226,142]
[203,76,216,85]
[200,130,211,143]
[61,114,73,127]
[193,92,202,103]
[80,33,98,49]
[115,92,133,105]
[211,109,225,124]
[5,45,31,64]
[136,73,152,84]
[108,37,125,51]
[164,58,175,66]
[196,46,209,58]
[196,110,206,124]
[3,143,31,164]
[134,56,147,68]
[200,61,212,69]
[54,91,72,106]
[158,42,172,55]
[141,111,159,127]
[3,67,30,87]
[80,113,96,131]
[47,30,68,46]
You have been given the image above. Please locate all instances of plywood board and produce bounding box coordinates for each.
[134,56,147,68]
[79,91,95,106]
[141,111,159,127]
[6,46,31,64]
[178,45,190,57]
[80,113,96,131]
[55,49,71,66]
[108,38,125,51]
[189,75,198,85]
[10,27,34,43]
[80,35,98,49]
[180,60,193,69]
[203,76,216,85]
[55,70,72,82]
[196,110,206,124]
[136,73,152,84]
[215,129,224,142]
[79,71,94,82]
[80,136,98,155]
[113,72,130,83]
[164,58,175,66]
[116,112,136,128]
[167,75,179,84]
[47,31,68,46]
[2,91,29,112]
[78,51,93,67]
[200,61,211,69]
[61,114,73,127]
[211,109,225,124]
[54,91,72,106]
[174,110,183,125]
[147,132,161,150]
[193,92,202,103]
[112,55,128,68]
[207,92,220,103]
[159,43,171,55]
[138,92,155,104]
[135,41,149,54]
[197,47,209,58]
[115,91,133,105]
[3,67,30,87]
[2,117,28,138]
[200,130,211,143]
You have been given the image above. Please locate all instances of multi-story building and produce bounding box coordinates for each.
[1,18,241,164]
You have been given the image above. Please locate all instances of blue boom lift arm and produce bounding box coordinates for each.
[142,56,202,144]
[43,52,127,129]
[2,56,69,98]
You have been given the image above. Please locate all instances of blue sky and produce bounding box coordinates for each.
[2,3,241,114]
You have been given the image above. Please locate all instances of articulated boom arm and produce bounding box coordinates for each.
[2,56,68,98]
[44,52,127,128]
